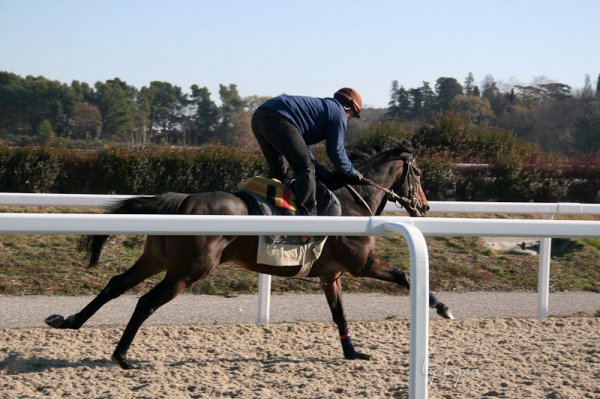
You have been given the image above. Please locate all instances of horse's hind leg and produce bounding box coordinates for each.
[111,271,196,369]
[320,273,370,360]
[45,254,165,329]
[110,234,233,369]
[363,254,455,319]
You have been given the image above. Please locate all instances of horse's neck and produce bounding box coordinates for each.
[368,159,404,215]
[338,159,404,216]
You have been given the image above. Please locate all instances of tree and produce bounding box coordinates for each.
[515,82,572,104]
[581,74,594,99]
[139,81,185,144]
[497,103,536,140]
[93,79,138,142]
[514,85,546,104]
[506,88,517,104]
[435,77,463,111]
[68,102,102,140]
[409,87,424,119]
[450,95,493,124]
[244,95,271,112]
[217,83,247,145]
[419,81,436,120]
[387,80,436,121]
[481,74,500,100]
[539,83,571,101]
[70,80,94,103]
[596,74,600,99]
[36,119,56,145]
[481,74,508,116]
[574,100,600,154]
[386,80,402,119]
[464,72,478,96]
[188,85,219,145]
[0,73,74,138]
[0,71,27,136]
[386,81,412,120]
[396,86,411,119]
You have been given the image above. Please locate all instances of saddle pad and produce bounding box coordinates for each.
[257,235,327,277]
[235,177,339,276]
[238,176,297,212]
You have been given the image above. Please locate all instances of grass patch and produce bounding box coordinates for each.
[0,209,599,295]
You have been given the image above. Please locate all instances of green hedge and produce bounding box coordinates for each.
[0,145,265,194]
[0,144,598,203]
[420,158,600,203]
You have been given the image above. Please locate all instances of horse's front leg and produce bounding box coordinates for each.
[365,253,455,320]
[320,273,371,360]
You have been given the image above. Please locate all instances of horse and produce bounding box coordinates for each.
[44,139,454,370]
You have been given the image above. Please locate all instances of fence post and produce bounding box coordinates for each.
[257,273,272,323]
[384,222,430,399]
[537,214,554,318]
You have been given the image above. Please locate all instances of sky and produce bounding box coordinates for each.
[1,0,599,108]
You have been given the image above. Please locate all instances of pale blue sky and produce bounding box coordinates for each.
[1,0,599,108]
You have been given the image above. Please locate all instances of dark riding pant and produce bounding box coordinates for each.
[251,107,317,216]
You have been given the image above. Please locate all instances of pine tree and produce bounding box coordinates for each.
[464,72,476,96]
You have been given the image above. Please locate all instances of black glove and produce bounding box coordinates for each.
[318,171,338,186]
[343,170,364,184]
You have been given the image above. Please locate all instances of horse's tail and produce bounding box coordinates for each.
[78,192,189,267]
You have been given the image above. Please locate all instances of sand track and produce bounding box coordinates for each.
[1,317,599,398]
[1,292,599,398]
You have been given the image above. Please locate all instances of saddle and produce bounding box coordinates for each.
[234,177,341,276]
[236,176,342,217]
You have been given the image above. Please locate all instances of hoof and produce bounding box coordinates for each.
[345,352,371,360]
[435,303,455,320]
[45,314,65,328]
[112,353,135,370]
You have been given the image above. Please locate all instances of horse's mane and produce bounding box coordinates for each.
[320,138,416,195]
[348,139,415,168]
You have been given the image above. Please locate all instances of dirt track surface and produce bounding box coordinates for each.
[1,292,599,398]
[0,291,598,328]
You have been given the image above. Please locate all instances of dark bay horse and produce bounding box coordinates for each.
[45,140,454,369]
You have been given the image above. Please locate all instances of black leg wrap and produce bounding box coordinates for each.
[341,336,359,359]
[392,269,410,289]
[429,292,439,307]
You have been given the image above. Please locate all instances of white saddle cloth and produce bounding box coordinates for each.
[257,235,327,277]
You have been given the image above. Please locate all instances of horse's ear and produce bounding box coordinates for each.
[411,137,418,151]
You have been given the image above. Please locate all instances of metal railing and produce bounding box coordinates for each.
[3,192,599,319]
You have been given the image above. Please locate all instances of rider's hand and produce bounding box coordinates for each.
[343,170,364,184]
[318,171,338,185]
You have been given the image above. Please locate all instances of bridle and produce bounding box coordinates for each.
[345,155,424,216]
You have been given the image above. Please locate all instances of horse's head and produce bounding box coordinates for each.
[390,156,430,217]
[349,139,430,217]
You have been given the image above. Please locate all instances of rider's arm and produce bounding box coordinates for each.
[324,111,358,177]
[307,146,332,177]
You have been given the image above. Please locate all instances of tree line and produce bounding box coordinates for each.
[1,70,599,156]
[0,71,266,148]
[386,73,600,155]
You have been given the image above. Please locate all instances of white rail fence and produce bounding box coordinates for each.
[0,212,599,399]
[386,201,600,318]
[3,193,600,319]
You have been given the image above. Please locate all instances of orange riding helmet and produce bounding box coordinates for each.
[334,88,362,118]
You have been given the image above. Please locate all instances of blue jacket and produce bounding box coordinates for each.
[260,95,357,176]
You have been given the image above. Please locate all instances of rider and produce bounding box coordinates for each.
[251,88,364,216]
